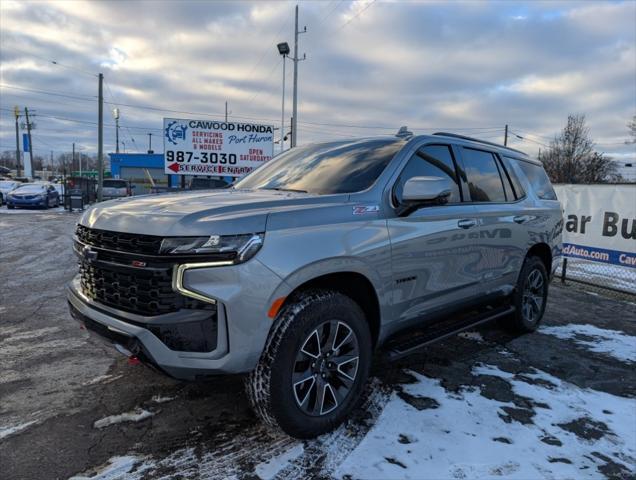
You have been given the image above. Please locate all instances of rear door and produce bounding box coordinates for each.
[387,143,480,327]
[457,147,528,295]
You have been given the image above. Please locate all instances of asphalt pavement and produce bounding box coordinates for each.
[1,209,634,480]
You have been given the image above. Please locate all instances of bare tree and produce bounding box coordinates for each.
[628,115,636,144]
[538,114,620,184]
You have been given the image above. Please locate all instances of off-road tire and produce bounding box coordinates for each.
[246,289,372,439]
[509,255,549,332]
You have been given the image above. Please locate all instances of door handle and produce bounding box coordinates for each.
[458,219,477,229]
[513,215,530,224]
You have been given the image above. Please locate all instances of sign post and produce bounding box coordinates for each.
[163,118,274,179]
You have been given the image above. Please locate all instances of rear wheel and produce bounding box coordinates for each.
[7,204,14,209]
[246,290,372,439]
[509,255,549,332]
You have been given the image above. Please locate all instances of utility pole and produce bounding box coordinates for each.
[148,133,153,153]
[97,73,104,201]
[113,108,120,153]
[24,107,34,179]
[14,106,21,177]
[291,5,306,148]
[225,101,228,122]
[72,143,76,176]
[50,150,53,175]
[504,124,508,147]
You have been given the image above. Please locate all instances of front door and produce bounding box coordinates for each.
[387,144,480,328]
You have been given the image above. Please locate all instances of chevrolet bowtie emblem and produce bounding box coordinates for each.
[82,245,98,262]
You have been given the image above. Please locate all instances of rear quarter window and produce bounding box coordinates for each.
[516,161,557,200]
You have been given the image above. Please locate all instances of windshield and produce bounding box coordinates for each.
[235,138,404,195]
[14,185,46,194]
[103,180,127,188]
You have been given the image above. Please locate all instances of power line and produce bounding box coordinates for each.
[338,0,377,30]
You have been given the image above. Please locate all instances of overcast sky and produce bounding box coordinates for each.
[1,0,635,163]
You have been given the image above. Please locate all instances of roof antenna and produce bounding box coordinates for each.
[396,126,413,138]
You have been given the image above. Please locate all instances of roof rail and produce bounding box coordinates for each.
[432,132,528,156]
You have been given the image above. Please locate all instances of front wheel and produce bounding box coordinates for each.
[246,290,372,439]
[509,255,549,332]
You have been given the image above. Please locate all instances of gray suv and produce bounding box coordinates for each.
[67,131,562,438]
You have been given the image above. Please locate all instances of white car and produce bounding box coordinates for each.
[0,180,20,206]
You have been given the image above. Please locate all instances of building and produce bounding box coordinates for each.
[108,153,176,194]
[108,153,235,193]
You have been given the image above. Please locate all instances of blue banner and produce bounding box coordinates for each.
[563,243,636,268]
[22,133,30,153]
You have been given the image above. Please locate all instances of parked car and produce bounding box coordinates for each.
[67,131,562,438]
[6,182,60,209]
[190,177,230,190]
[101,179,132,199]
[0,180,20,206]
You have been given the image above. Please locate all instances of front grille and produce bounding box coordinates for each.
[76,225,163,255]
[75,225,217,317]
[79,260,184,316]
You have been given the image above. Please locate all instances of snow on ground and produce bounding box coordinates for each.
[556,258,636,294]
[82,374,124,386]
[93,409,155,429]
[0,206,67,215]
[540,324,636,363]
[255,444,305,480]
[0,420,38,441]
[335,365,636,479]
[151,395,177,404]
[69,456,146,480]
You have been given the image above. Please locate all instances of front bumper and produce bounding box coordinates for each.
[67,257,288,380]
[7,197,47,207]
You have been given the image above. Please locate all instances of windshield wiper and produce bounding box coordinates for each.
[261,187,309,193]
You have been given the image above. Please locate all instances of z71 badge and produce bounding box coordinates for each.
[353,205,380,215]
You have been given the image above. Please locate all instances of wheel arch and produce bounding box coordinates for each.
[280,270,382,348]
[526,242,552,273]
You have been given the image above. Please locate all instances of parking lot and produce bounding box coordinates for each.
[1,209,635,480]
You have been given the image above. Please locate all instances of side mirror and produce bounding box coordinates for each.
[398,176,452,216]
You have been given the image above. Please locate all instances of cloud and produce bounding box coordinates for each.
[0,0,634,162]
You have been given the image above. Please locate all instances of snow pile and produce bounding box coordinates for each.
[540,324,636,363]
[93,409,154,429]
[336,365,635,479]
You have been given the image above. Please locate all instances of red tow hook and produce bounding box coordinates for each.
[127,356,141,366]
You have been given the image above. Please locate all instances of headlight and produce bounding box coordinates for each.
[159,233,264,263]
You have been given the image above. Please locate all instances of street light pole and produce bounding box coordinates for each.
[281,55,286,153]
[277,42,291,154]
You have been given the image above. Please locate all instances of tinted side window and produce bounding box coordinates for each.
[462,148,506,202]
[394,145,461,203]
[517,161,557,200]
[501,156,526,199]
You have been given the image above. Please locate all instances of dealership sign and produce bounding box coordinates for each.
[163,118,274,177]
[554,184,636,268]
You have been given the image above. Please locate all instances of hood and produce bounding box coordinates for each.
[79,188,348,236]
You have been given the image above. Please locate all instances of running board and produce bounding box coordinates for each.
[384,305,515,361]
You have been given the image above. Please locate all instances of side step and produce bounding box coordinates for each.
[384,305,515,361]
